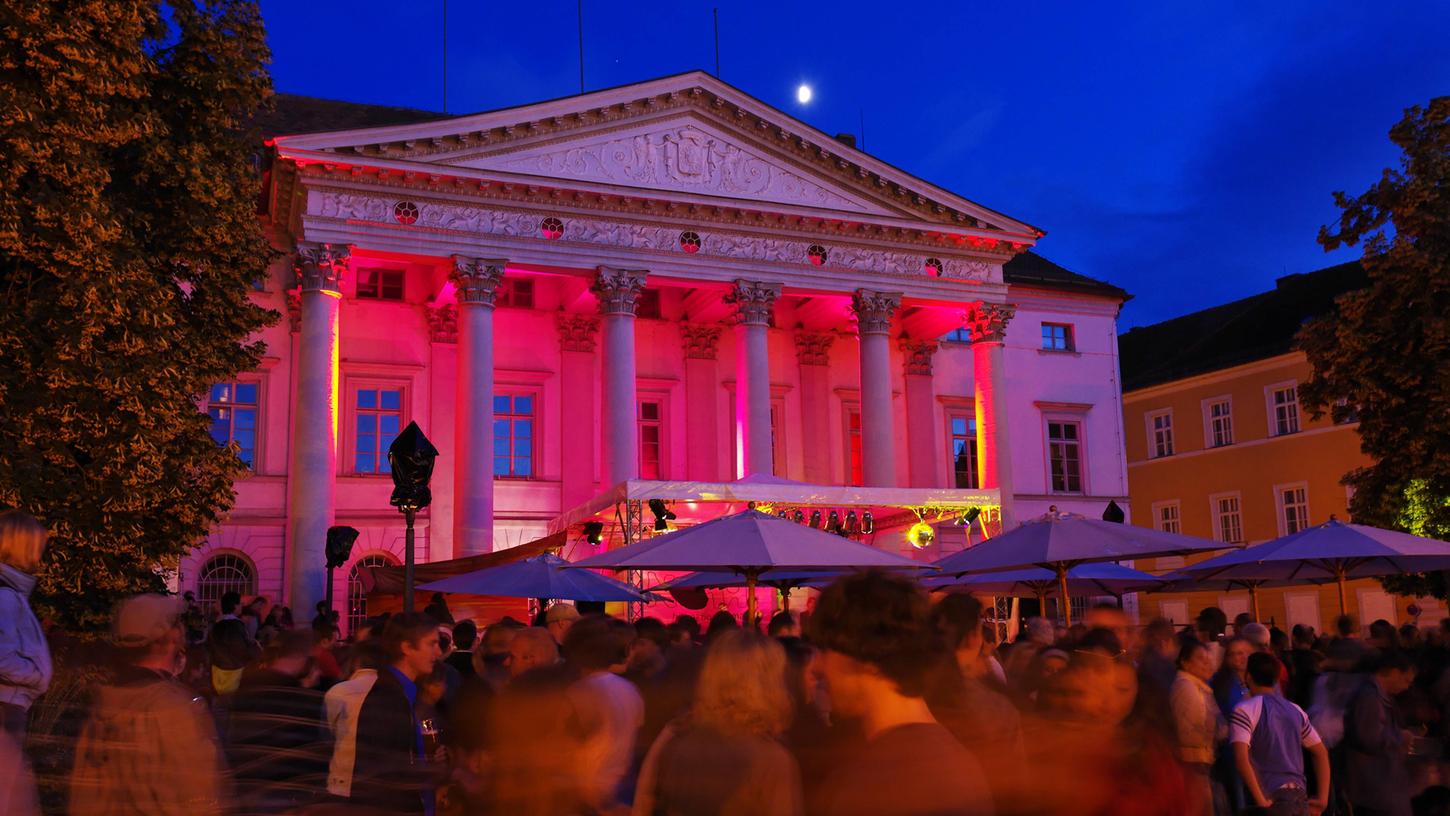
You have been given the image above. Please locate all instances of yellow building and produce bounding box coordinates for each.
[1120,263,1436,634]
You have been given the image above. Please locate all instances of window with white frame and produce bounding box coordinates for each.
[196,552,256,609]
[1277,484,1310,535]
[354,387,403,474]
[948,413,979,489]
[347,553,398,635]
[1212,493,1244,544]
[1270,384,1301,436]
[1206,398,1233,447]
[1154,501,1182,534]
[1041,323,1075,351]
[1147,410,1174,458]
[1047,420,1084,494]
[207,381,260,469]
[493,393,536,478]
[638,399,664,479]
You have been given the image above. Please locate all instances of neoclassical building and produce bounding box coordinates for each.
[184,72,1132,628]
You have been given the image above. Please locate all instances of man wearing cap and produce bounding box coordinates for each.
[70,594,226,815]
[545,602,580,645]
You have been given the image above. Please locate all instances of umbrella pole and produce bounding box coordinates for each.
[1035,589,1048,620]
[746,571,759,629]
[1249,585,1260,622]
[1336,565,1348,616]
[1057,565,1071,626]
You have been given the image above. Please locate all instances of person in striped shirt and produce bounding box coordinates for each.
[1229,652,1330,816]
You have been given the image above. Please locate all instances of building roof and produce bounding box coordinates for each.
[1003,252,1129,301]
[1118,261,1367,392]
[259,93,1126,302]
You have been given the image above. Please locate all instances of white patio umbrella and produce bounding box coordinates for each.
[568,509,932,623]
[931,508,1227,625]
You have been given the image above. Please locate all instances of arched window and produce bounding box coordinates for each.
[196,552,256,611]
[347,553,398,636]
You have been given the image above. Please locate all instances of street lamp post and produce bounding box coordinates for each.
[388,421,439,614]
[324,525,360,623]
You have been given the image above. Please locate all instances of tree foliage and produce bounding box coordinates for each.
[0,1,275,628]
[1297,98,1450,598]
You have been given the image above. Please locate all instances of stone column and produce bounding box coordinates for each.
[725,280,781,477]
[852,290,901,487]
[900,339,941,488]
[452,257,505,556]
[795,332,835,485]
[964,302,1017,524]
[426,304,458,562]
[287,242,348,613]
[681,324,724,481]
[558,313,600,508]
[593,267,647,486]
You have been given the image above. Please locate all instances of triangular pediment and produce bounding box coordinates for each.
[274,72,1042,238]
[442,113,896,216]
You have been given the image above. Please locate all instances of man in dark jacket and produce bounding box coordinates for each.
[225,629,328,813]
[208,591,259,695]
[1344,649,1415,816]
[351,613,443,815]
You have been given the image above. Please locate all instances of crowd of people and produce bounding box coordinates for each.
[4,508,1450,815]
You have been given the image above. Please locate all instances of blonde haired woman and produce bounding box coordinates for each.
[633,629,803,816]
[0,510,52,739]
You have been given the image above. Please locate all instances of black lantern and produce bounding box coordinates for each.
[1102,500,1126,524]
[388,422,438,612]
[323,525,359,626]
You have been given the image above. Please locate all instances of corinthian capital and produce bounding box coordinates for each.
[794,331,835,366]
[680,323,724,360]
[558,313,600,353]
[725,280,782,327]
[295,242,351,293]
[851,289,901,336]
[592,266,648,316]
[962,302,1016,344]
[899,338,939,376]
[451,257,506,306]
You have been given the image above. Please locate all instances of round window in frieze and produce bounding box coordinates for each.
[393,201,419,225]
[925,258,944,277]
[807,244,828,266]
[679,231,702,254]
[541,217,565,239]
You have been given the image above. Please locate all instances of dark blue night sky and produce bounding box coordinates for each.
[260,1,1450,327]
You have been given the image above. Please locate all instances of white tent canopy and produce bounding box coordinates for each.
[546,473,1001,536]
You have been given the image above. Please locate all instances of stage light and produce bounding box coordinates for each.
[957,506,982,526]
[862,511,873,534]
[907,521,935,549]
[649,499,676,532]
[777,509,789,519]
[793,510,806,524]
[809,510,822,528]
[582,521,604,546]
[827,510,841,533]
[845,510,859,534]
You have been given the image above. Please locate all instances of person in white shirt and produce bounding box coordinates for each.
[323,643,381,799]
[562,616,644,811]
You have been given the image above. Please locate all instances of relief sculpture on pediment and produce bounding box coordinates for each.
[502,125,867,212]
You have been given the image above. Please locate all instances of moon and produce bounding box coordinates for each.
[796,84,813,104]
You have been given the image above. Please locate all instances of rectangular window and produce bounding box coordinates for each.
[941,327,972,343]
[355,388,403,473]
[949,413,979,489]
[496,278,535,309]
[356,268,405,300]
[638,400,663,480]
[1155,502,1181,534]
[1148,410,1174,458]
[493,393,535,478]
[770,402,783,476]
[1334,398,1360,425]
[1047,420,1083,494]
[845,406,863,487]
[1207,399,1234,447]
[1271,385,1301,436]
[1279,485,1309,535]
[208,381,259,469]
[1213,494,1244,544]
[1041,323,1075,351]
